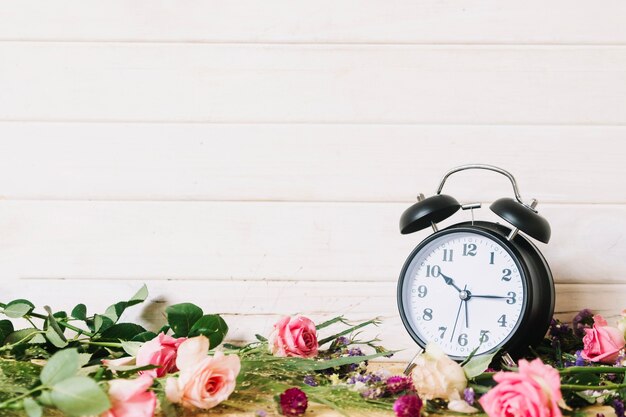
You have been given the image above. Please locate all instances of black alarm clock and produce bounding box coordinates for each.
[397,164,554,360]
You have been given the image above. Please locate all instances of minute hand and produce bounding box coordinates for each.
[471,294,509,299]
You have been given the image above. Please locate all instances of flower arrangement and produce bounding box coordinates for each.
[1,286,626,417]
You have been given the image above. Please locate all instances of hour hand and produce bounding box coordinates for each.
[439,273,463,293]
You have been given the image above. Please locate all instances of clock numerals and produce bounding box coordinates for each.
[501,268,512,281]
[442,249,454,262]
[417,285,428,298]
[423,308,433,321]
[489,252,495,265]
[458,333,468,346]
[497,314,507,327]
[479,330,490,343]
[463,243,477,257]
[438,326,447,338]
[425,265,441,278]
[506,292,516,304]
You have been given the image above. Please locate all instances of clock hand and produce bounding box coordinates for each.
[439,272,463,293]
[464,298,469,328]
[449,285,467,342]
[471,294,509,299]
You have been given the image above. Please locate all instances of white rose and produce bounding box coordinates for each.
[410,343,467,400]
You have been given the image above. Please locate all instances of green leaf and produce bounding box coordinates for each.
[166,303,203,337]
[127,284,148,306]
[101,285,150,324]
[188,314,228,348]
[122,340,143,357]
[70,304,87,320]
[463,351,499,379]
[29,334,47,344]
[3,300,35,318]
[189,314,228,349]
[40,348,79,385]
[23,397,42,417]
[132,331,157,342]
[93,314,114,333]
[5,328,39,345]
[44,306,67,347]
[100,323,147,341]
[50,376,110,417]
[0,320,14,344]
[45,326,68,348]
[255,334,267,342]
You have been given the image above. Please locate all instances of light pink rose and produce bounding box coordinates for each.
[268,316,318,358]
[479,359,564,417]
[581,314,625,364]
[136,332,186,377]
[165,336,240,409]
[101,375,156,417]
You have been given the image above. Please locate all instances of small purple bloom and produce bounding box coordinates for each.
[613,399,625,417]
[386,375,413,395]
[348,347,364,357]
[573,309,594,337]
[575,350,586,367]
[361,387,385,400]
[256,411,268,417]
[303,375,318,387]
[464,387,475,405]
[279,388,308,417]
[549,319,570,338]
[335,336,350,346]
[393,394,423,417]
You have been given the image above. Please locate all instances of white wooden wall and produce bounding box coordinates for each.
[1,2,626,359]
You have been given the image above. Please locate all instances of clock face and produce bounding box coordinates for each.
[399,229,527,358]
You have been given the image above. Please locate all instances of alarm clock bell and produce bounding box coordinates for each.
[399,164,551,244]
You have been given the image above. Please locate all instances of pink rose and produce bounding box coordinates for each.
[101,375,156,417]
[581,314,625,364]
[479,359,563,417]
[165,336,240,409]
[136,332,186,377]
[268,316,318,358]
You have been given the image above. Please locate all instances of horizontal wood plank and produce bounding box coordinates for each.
[1,44,626,124]
[0,1,625,44]
[1,123,625,203]
[4,279,621,361]
[0,201,623,284]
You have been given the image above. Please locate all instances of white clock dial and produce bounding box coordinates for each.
[400,231,526,358]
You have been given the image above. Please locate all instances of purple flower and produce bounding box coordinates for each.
[256,411,268,417]
[348,347,364,357]
[613,399,625,417]
[464,387,475,405]
[361,387,385,400]
[549,319,570,338]
[386,375,413,395]
[279,388,308,417]
[303,375,318,387]
[575,350,586,367]
[335,336,350,346]
[393,394,423,417]
[573,309,594,337]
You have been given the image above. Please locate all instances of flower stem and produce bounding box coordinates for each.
[0,302,95,337]
[0,386,46,408]
[559,366,626,375]
[83,341,123,348]
[561,382,626,391]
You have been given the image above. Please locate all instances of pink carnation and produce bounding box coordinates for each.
[268,316,318,358]
[479,359,563,417]
[581,314,625,364]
